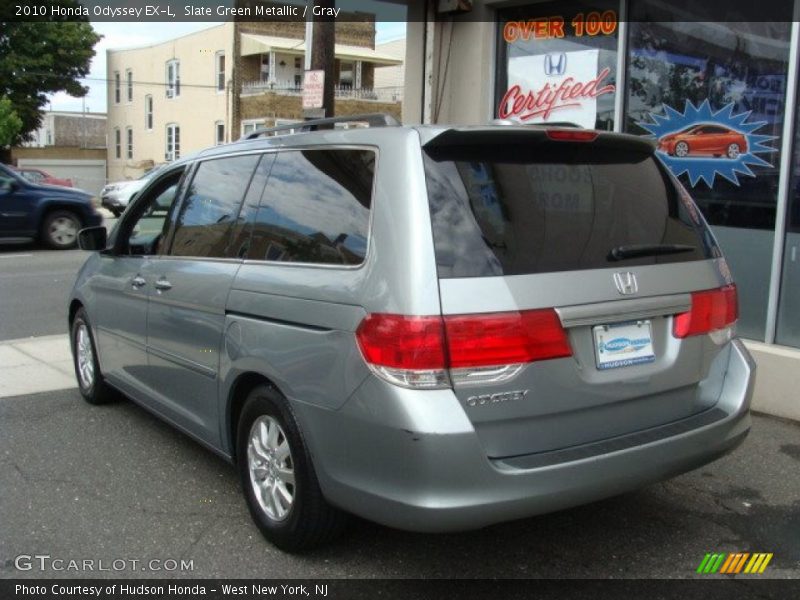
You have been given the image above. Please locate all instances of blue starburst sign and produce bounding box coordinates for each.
[637,100,777,188]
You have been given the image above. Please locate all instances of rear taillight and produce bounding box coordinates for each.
[545,129,599,142]
[355,309,572,389]
[673,285,738,341]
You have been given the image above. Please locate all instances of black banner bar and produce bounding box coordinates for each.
[2,579,800,600]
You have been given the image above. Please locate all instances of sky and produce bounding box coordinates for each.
[48,20,407,113]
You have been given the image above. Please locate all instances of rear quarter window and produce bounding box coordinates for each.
[247,148,375,266]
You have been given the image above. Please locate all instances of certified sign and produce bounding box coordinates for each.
[302,70,324,109]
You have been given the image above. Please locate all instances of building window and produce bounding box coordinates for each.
[495,2,618,130]
[166,59,180,98]
[215,51,225,92]
[165,123,180,160]
[114,128,121,159]
[145,95,153,130]
[241,120,265,136]
[126,127,133,159]
[625,13,792,341]
[126,69,133,102]
[294,57,302,69]
[260,54,270,80]
[114,72,120,104]
[215,121,225,145]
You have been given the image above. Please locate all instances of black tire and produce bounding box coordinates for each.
[42,210,81,249]
[70,308,116,405]
[237,384,346,552]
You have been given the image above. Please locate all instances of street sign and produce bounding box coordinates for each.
[303,70,325,109]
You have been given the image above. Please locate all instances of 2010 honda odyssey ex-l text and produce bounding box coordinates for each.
[69,115,755,551]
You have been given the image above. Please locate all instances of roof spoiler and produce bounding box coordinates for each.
[423,128,656,157]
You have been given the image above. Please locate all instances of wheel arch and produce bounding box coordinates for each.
[68,299,84,328]
[225,371,283,464]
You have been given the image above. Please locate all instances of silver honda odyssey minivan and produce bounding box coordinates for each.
[69,115,754,551]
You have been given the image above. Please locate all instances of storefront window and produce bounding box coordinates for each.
[776,79,800,349]
[495,1,619,130]
[626,13,792,340]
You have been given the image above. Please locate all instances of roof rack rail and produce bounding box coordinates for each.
[241,113,400,140]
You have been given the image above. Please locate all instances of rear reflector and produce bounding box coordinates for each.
[356,309,572,388]
[545,130,599,142]
[673,285,738,338]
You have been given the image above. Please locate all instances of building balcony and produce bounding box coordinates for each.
[241,80,403,103]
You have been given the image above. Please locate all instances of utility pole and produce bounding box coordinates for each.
[310,0,335,120]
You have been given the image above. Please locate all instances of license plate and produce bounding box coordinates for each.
[593,320,655,370]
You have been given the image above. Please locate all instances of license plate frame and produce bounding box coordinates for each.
[593,320,656,370]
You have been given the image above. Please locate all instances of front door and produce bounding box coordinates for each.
[0,170,34,238]
[94,168,186,396]
[142,154,263,447]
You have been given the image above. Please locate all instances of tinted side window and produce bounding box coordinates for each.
[169,155,260,258]
[249,149,374,265]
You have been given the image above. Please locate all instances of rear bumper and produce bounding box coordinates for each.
[296,339,754,532]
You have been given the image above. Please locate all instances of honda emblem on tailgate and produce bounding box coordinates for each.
[613,272,638,295]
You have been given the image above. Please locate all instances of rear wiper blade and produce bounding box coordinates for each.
[607,244,696,262]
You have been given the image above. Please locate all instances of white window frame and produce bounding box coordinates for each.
[215,51,225,92]
[125,127,133,159]
[114,71,120,104]
[165,123,180,160]
[144,95,153,130]
[126,69,133,103]
[241,119,265,137]
[215,120,225,145]
[114,127,121,159]
[166,59,180,98]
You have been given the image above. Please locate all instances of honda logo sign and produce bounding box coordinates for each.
[544,52,567,76]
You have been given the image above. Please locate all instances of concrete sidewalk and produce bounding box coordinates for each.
[0,335,797,422]
[0,335,75,398]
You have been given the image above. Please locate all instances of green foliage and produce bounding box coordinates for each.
[0,96,23,147]
[0,3,101,145]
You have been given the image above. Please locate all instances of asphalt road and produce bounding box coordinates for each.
[1,389,798,579]
[0,216,116,341]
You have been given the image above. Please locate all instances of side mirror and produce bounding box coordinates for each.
[78,226,108,251]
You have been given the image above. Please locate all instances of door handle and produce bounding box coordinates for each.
[154,279,172,291]
[131,276,146,288]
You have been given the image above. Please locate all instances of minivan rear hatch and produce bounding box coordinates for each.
[422,127,735,459]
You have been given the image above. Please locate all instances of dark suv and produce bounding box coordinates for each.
[0,163,101,249]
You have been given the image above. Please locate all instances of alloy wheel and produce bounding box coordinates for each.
[247,415,295,521]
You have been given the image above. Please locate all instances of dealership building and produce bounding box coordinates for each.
[402,0,800,418]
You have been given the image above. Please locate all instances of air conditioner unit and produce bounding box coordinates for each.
[165,151,174,161]
[166,88,174,99]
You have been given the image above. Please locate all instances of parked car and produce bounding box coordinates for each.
[100,168,160,217]
[658,124,748,159]
[69,115,754,552]
[13,166,74,187]
[0,163,101,249]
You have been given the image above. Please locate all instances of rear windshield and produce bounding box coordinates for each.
[423,142,716,278]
